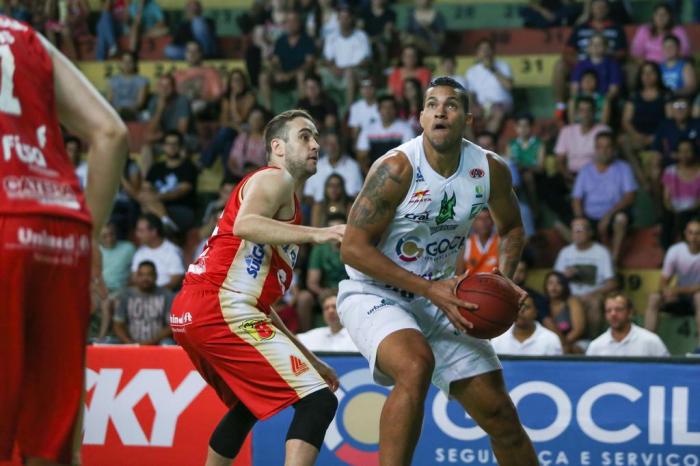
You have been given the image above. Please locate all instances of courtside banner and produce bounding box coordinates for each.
[254,356,700,466]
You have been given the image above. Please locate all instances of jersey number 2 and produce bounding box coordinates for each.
[0,45,21,115]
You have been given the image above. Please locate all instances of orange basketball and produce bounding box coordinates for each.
[455,273,520,339]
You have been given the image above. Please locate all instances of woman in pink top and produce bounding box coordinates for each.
[631,3,690,64]
[387,44,431,99]
[227,107,269,180]
[662,139,700,246]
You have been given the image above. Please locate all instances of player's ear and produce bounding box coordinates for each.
[270,138,285,158]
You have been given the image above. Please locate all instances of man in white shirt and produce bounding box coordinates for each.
[587,293,669,357]
[297,290,357,352]
[492,296,563,356]
[465,38,513,134]
[554,217,617,336]
[304,131,364,202]
[644,219,700,353]
[355,95,414,173]
[348,77,380,144]
[131,213,185,290]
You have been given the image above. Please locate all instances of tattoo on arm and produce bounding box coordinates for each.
[348,163,403,229]
[499,226,525,279]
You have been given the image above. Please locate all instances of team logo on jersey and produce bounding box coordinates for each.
[475,185,484,199]
[415,167,425,182]
[395,235,424,262]
[469,203,485,219]
[435,192,456,225]
[404,211,430,223]
[239,319,276,342]
[470,168,485,179]
[245,243,266,278]
[290,355,309,376]
[408,190,431,203]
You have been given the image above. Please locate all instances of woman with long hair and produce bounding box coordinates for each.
[311,174,353,228]
[661,139,700,247]
[387,44,431,99]
[631,2,690,64]
[542,271,587,353]
[400,77,424,135]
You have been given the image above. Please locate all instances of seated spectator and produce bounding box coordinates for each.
[554,217,618,335]
[513,257,549,322]
[457,209,500,275]
[542,271,587,353]
[570,33,622,100]
[520,0,579,28]
[320,5,371,109]
[132,214,185,290]
[173,41,225,119]
[226,106,268,181]
[259,10,316,111]
[568,70,611,125]
[114,260,175,345]
[356,95,413,173]
[111,157,143,240]
[139,130,199,233]
[296,73,338,131]
[107,51,149,121]
[311,174,354,228]
[399,78,424,135]
[347,77,380,144]
[555,96,610,185]
[659,34,697,98]
[358,0,397,71]
[465,38,513,134]
[305,0,339,44]
[587,292,669,356]
[304,131,363,206]
[403,0,446,55]
[644,218,700,353]
[491,296,563,356]
[662,139,700,247]
[573,132,637,264]
[507,113,545,217]
[387,44,431,99]
[165,0,218,59]
[631,3,690,64]
[306,213,348,297]
[44,0,90,60]
[95,0,127,60]
[440,55,468,90]
[66,136,87,189]
[297,290,358,352]
[127,0,168,55]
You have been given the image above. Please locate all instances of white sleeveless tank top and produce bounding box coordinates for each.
[346,135,492,295]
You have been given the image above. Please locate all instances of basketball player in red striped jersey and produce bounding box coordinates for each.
[170,109,344,466]
[0,16,128,466]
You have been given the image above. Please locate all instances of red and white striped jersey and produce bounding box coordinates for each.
[184,167,301,312]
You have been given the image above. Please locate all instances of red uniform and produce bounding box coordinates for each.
[0,16,92,464]
[171,167,326,419]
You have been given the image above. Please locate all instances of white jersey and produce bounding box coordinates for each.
[346,135,491,294]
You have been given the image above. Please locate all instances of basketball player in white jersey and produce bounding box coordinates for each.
[338,77,537,465]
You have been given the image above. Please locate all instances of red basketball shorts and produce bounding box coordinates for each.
[0,215,91,463]
[170,286,327,419]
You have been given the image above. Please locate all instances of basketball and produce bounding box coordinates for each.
[455,273,520,339]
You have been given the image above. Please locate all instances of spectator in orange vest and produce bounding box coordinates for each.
[457,209,501,274]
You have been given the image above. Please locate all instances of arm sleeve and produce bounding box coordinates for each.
[572,170,584,199]
[621,162,638,193]
[630,26,647,59]
[553,250,566,273]
[661,246,676,278]
[356,127,369,151]
[554,128,568,156]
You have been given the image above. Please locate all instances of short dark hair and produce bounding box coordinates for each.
[663,33,681,46]
[515,112,534,124]
[137,260,157,274]
[263,109,316,161]
[318,288,338,306]
[426,76,469,112]
[163,129,184,146]
[139,213,164,238]
[475,37,494,51]
[64,135,81,148]
[581,69,599,81]
[377,94,397,107]
[678,138,695,150]
[604,291,633,310]
[304,72,322,86]
[477,131,497,145]
[595,130,615,144]
[576,95,596,110]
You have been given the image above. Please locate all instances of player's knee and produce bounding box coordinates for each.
[286,388,338,450]
[481,399,524,446]
[209,402,258,459]
[394,351,435,392]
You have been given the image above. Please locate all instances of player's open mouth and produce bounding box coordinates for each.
[433,123,449,131]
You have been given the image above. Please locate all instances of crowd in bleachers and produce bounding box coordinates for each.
[5,0,700,356]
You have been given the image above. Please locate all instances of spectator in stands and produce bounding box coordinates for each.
[399,78,424,135]
[0,0,31,23]
[507,114,545,218]
[571,33,622,100]
[542,271,587,353]
[132,214,185,290]
[321,5,371,109]
[513,257,549,322]
[403,0,446,55]
[95,0,127,60]
[631,3,690,65]
[552,0,627,119]
[165,0,218,59]
[66,135,87,189]
[348,77,380,144]
[576,0,630,24]
[554,217,617,334]
[555,96,611,185]
[226,106,268,180]
[659,34,697,98]
[662,140,700,247]
[387,44,431,99]
[114,260,175,345]
[457,209,500,275]
[173,41,224,119]
[297,290,357,352]
[568,70,611,125]
[44,0,90,60]
[259,10,316,111]
[296,73,339,131]
[311,173,353,228]
[652,97,700,191]
[440,55,468,90]
[356,94,413,173]
[520,0,579,28]
[645,218,700,353]
[492,296,564,355]
[139,130,199,233]
[465,38,513,135]
[107,51,149,121]
[588,292,670,356]
[306,213,348,297]
[110,157,143,240]
[304,131,363,206]
[305,0,339,44]
[193,178,235,260]
[573,131,637,264]
[127,0,168,54]
[359,0,397,71]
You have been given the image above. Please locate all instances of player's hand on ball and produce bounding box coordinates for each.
[425,273,476,333]
[311,357,340,392]
[492,268,528,308]
[315,224,345,244]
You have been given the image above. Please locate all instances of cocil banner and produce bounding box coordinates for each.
[255,356,700,466]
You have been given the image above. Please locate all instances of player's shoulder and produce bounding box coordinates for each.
[370,149,413,181]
